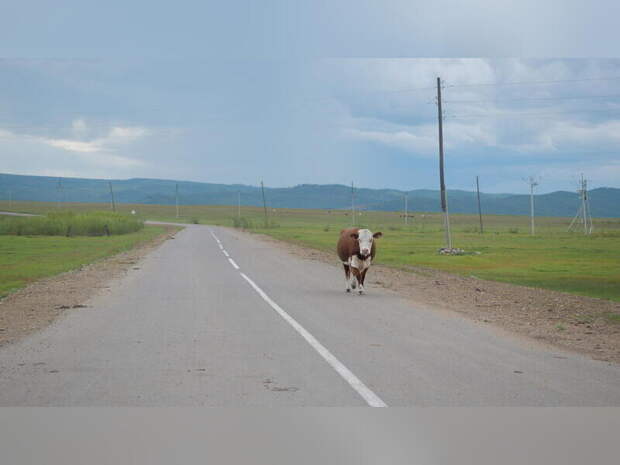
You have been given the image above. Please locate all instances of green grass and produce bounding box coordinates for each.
[2,200,620,301]
[0,225,165,298]
[0,211,143,236]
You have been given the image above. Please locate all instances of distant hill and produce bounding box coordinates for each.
[1,173,619,217]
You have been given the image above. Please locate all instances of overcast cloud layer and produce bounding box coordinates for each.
[1,57,619,194]
[1,2,619,194]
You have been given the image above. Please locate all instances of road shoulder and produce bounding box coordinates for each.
[239,228,620,364]
[0,225,180,348]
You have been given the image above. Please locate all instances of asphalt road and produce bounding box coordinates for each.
[1,224,619,406]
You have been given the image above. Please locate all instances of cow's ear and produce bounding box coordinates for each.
[373,232,383,238]
[350,233,359,239]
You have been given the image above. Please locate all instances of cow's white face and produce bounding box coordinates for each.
[352,228,382,257]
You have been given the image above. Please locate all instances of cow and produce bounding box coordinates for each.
[337,228,382,294]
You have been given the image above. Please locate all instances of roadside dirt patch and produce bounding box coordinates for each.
[0,226,180,347]
[254,233,620,364]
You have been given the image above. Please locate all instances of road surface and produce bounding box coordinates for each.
[1,224,619,406]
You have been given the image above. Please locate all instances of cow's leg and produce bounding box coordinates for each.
[343,264,351,292]
[350,267,361,291]
[358,268,369,295]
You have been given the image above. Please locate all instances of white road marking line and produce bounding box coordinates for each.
[239,272,387,408]
[223,250,230,257]
[228,258,240,270]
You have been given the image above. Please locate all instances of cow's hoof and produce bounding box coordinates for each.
[346,288,351,293]
[358,290,364,295]
[351,281,357,289]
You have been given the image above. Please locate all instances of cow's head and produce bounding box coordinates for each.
[350,229,382,258]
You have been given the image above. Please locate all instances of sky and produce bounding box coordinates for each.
[1,1,619,194]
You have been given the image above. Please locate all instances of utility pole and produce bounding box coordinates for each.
[175,183,179,218]
[581,175,588,235]
[237,191,241,219]
[476,176,483,234]
[57,178,63,209]
[404,192,408,225]
[569,174,593,234]
[351,181,355,226]
[109,181,116,212]
[8,190,12,209]
[260,180,268,227]
[526,176,539,235]
[437,77,452,249]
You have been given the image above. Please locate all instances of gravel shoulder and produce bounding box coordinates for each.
[251,231,620,364]
[0,226,180,347]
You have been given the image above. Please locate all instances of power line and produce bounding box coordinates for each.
[443,94,620,104]
[448,108,620,119]
[446,76,620,88]
[335,76,620,97]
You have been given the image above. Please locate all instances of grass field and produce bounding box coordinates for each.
[0,225,166,298]
[2,200,620,301]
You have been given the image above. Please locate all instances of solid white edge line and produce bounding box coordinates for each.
[223,250,230,257]
[239,272,387,408]
[228,258,240,270]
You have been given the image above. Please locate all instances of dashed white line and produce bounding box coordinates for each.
[209,228,384,406]
[239,272,387,407]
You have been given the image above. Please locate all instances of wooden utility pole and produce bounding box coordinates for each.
[237,191,241,219]
[175,183,179,218]
[581,175,588,234]
[260,180,268,226]
[476,176,483,234]
[351,181,355,226]
[437,77,452,249]
[404,193,408,225]
[109,181,116,212]
[526,176,538,235]
[57,178,63,209]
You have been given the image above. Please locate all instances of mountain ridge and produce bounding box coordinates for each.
[1,173,619,217]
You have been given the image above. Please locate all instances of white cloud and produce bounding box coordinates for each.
[342,115,496,156]
[45,138,101,153]
[344,127,437,154]
[40,121,150,154]
[0,121,149,171]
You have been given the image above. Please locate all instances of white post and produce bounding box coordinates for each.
[175,183,179,218]
[527,176,538,236]
[530,182,535,235]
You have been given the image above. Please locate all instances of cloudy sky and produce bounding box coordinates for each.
[1,1,619,194]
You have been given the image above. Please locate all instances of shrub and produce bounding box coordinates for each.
[0,211,144,236]
[232,217,254,229]
[262,219,279,229]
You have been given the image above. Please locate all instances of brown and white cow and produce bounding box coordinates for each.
[337,228,382,294]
